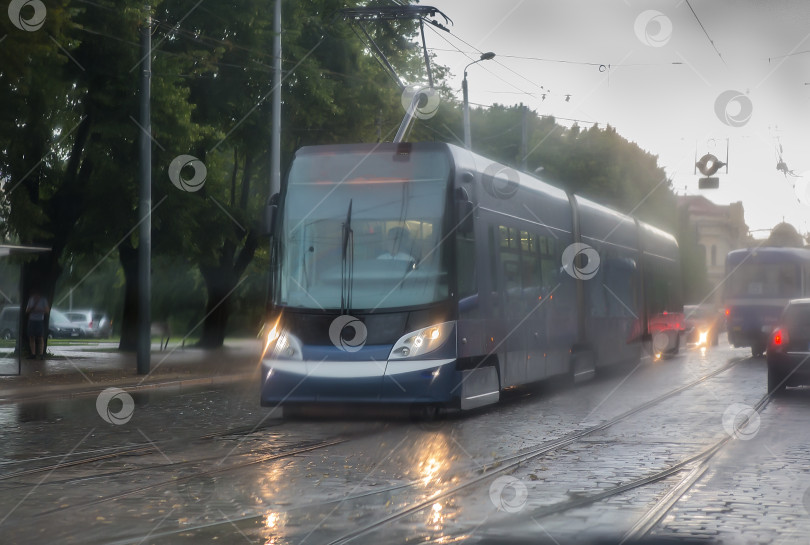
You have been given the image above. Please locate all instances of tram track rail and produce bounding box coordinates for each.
[33,436,354,517]
[320,356,758,545]
[0,420,290,482]
[621,391,773,542]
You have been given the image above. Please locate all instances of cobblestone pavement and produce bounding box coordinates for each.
[0,337,795,545]
[650,387,810,545]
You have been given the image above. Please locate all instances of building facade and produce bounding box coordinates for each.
[677,196,748,305]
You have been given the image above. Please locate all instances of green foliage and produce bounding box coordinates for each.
[1,0,704,342]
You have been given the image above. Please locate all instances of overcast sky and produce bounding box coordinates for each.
[422,0,810,236]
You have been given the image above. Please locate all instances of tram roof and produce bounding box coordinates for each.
[727,246,810,264]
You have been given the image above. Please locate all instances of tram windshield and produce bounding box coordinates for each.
[725,262,802,299]
[277,147,451,311]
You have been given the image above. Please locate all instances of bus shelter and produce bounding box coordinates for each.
[0,244,51,376]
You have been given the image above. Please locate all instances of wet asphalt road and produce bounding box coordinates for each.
[1,336,809,545]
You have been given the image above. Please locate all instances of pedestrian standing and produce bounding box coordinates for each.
[26,289,50,360]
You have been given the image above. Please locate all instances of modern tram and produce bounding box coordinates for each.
[260,142,684,411]
[724,247,810,356]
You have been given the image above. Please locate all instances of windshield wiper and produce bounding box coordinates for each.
[340,199,354,315]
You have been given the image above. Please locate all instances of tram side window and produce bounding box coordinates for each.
[493,225,553,301]
[500,226,521,294]
[604,258,638,318]
[645,257,681,313]
[521,232,542,298]
[537,235,557,288]
[586,251,607,318]
[805,267,810,296]
[456,230,476,298]
[779,265,800,298]
[489,226,498,293]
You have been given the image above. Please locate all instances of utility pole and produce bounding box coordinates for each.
[463,52,495,150]
[462,77,470,149]
[521,103,528,171]
[270,0,281,197]
[137,4,152,375]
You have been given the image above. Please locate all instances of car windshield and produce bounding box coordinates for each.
[684,305,716,320]
[783,304,810,331]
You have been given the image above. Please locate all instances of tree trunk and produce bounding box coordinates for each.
[195,149,259,349]
[118,241,139,351]
[197,263,235,348]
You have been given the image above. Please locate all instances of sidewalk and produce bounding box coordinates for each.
[0,338,264,404]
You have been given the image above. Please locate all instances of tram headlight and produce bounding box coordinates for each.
[389,322,455,360]
[268,330,303,360]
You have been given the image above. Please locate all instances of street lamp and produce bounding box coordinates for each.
[463,52,495,150]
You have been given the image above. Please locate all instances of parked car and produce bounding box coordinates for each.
[49,309,83,339]
[0,306,19,340]
[683,304,722,347]
[766,298,810,394]
[64,309,112,338]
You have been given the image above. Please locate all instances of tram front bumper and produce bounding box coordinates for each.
[260,358,459,405]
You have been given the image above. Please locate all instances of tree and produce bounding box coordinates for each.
[158,0,435,347]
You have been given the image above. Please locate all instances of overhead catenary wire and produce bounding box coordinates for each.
[430,23,546,96]
[428,47,684,68]
[422,23,608,126]
[467,102,603,127]
[684,0,726,66]
[421,22,536,101]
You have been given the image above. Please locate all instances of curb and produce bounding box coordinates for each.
[0,371,257,405]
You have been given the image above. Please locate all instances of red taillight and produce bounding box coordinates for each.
[89,321,94,328]
[725,308,730,316]
[772,328,788,348]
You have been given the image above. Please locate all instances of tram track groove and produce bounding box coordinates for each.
[0,420,289,481]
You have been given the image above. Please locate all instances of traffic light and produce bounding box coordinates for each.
[695,153,726,190]
[696,153,726,176]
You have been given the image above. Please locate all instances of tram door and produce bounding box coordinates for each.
[496,226,547,386]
